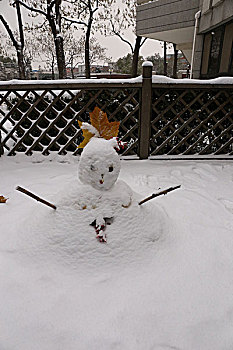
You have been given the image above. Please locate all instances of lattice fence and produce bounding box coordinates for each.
[0,75,232,158]
[150,86,233,156]
[0,84,140,156]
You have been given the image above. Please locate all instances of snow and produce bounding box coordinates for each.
[142,61,153,67]
[77,136,132,240]
[1,154,233,350]
[78,137,121,190]
[80,122,100,137]
[0,75,233,87]
[0,77,142,86]
[0,104,15,149]
[152,75,233,85]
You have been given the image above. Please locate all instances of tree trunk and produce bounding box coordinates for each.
[173,43,178,78]
[54,36,67,79]
[131,36,142,78]
[47,1,66,80]
[16,0,26,79]
[16,49,26,79]
[0,10,26,80]
[71,56,75,79]
[85,20,92,79]
[163,41,167,76]
[51,55,55,80]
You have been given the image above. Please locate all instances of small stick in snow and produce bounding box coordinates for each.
[16,186,57,210]
[138,185,181,206]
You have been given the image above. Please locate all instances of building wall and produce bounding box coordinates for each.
[136,0,233,78]
[219,22,233,73]
[136,0,199,36]
[199,0,233,33]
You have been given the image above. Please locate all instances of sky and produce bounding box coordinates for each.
[0,0,167,69]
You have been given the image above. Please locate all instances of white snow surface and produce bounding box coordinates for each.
[1,154,233,350]
[0,75,233,86]
[142,61,153,67]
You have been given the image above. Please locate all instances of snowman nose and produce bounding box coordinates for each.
[100,174,104,184]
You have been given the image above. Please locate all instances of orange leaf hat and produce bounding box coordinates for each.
[78,107,120,149]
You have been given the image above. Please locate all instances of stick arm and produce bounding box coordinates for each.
[16,186,57,210]
[138,185,181,206]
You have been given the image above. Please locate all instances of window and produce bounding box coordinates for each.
[212,0,223,6]
[201,33,212,75]
[202,0,212,13]
[207,26,225,76]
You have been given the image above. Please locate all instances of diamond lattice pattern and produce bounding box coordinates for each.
[150,88,233,155]
[0,88,140,156]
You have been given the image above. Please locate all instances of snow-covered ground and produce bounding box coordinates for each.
[1,154,233,350]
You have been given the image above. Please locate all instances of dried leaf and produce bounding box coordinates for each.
[77,107,120,148]
[90,107,120,140]
[0,195,8,203]
[78,121,95,149]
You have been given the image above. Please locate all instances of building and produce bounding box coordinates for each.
[30,63,118,80]
[0,61,18,80]
[136,0,233,78]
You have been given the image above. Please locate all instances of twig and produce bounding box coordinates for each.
[16,186,57,210]
[138,185,181,206]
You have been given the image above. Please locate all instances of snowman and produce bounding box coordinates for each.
[77,107,132,242]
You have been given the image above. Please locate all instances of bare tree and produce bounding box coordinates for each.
[102,0,146,77]
[65,35,109,78]
[17,0,67,79]
[62,0,98,78]
[62,0,114,78]
[0,0,26,79]
[89,38,109,65]
[64,30,83,78]
[26,26,57,78]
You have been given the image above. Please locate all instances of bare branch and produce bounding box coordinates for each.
[140,37,147,48]
[62,16,87,26]
[16,186,57,210]
[0,15,18,49]
[138,185,181,206]
[16,0,47,18]
[15,0,24,49]
[110,20,133,53]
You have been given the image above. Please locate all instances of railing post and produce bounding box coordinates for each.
[139,61,152,159]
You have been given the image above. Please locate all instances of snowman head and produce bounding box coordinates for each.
[78,137,121,191]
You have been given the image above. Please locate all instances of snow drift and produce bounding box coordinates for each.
[1,155,233,350]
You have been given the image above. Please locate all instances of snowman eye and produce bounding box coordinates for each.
[90,164,97,171]
[109,166,114,172]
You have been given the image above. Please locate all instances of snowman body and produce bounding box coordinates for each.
[77,137,132,239]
